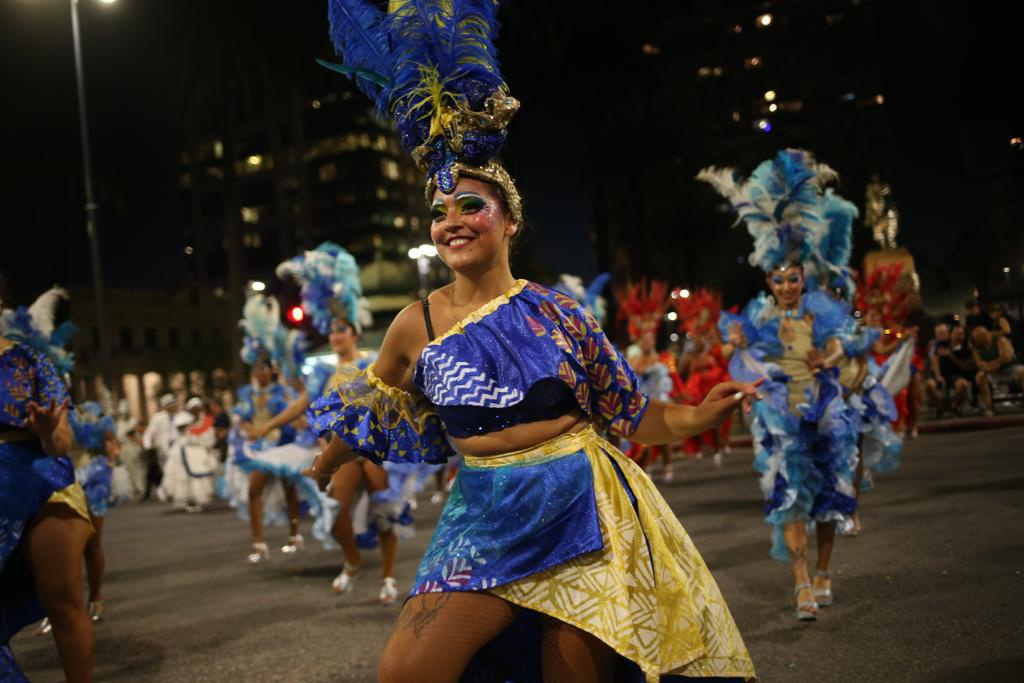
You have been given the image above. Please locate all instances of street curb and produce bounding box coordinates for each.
[727,414,1024,448]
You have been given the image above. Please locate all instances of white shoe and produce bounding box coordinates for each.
[712,452,724,468]
[379,577,400,605]
[332,563,362,594]
[281,534,305,554]
[660,467,674,482]
[247,542,270,565]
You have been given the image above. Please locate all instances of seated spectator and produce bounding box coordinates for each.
[972,326,1024,416]
[965,300,991,334]
[986,303,1013,339]
[926,324,974,416]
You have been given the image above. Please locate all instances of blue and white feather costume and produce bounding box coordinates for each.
[703,150,861,560]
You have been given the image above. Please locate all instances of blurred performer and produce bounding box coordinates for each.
[0,284,93,681]
[702,149,860,620]
[259,243,404,603]
[142,393,179,498]
[615,280,678,472]
[115,400,146,498]
[674,290,731,467]
[159,398,218,511]
[223,295,306,564]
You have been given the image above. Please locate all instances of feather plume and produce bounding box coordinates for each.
[698,149,839,273]
[324,0,394,110]
[27,287,68,338]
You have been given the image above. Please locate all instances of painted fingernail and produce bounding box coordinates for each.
[732,391,744,401]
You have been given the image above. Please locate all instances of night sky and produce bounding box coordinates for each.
[0,0,1020,310]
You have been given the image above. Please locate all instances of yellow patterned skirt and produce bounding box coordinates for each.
[413,427,754,681]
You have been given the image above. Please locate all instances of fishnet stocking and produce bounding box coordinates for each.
[378,592,518,683]
[378,592,621,682]
[540,616,616,683]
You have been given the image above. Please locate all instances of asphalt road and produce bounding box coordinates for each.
[12,427,1024,682]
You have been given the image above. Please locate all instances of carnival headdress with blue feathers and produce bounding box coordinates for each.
[697,149,840,274]
[238,294,304,380]
[0,286,77,375]
[276,242,372,336]
[320,0,523,222]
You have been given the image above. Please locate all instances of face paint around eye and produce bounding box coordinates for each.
[430,202,447,221]
[771,275,785,286]
[787,274,802,285]
[455,193,487,214]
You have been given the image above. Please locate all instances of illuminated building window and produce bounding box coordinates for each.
[410,216,421,229]
[214,141,224,159]
[382,159,400,180]
[311,99,322,109]
[698,66,724,79]
[241,207,261,224]
[243,232,262,248]
[730,24,743,34]
[394,215,407,228]
[757,13,773,27]
[375,186,388,201]
[875,94,885,105]
[318,162,338,182]
[731,111,741,123]
[743,56,763,69]
[641,43,660,56]
[825,13,844,25]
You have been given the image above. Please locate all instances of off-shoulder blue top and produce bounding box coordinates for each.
[309,280,650,464]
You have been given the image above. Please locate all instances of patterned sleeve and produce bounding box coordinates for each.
[568,305,650,438]
[33,350,70,406]
[307,362,454,465]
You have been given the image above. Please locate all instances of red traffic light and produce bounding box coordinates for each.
[287,306,305,324]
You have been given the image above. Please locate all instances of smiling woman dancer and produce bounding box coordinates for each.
[701,150,860,622]
[302,3,758,681]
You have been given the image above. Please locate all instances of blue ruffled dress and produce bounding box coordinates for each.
[720,291,859,561]
[310,281,755,681]
[838,321,902,486]
[0,344,87,680]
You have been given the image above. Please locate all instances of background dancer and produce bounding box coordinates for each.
[258,243,403,603]
[226,295,303,564]
[703,149,860,621]
[0,283,93,681]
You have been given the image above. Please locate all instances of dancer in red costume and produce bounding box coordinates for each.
[674,290,732,467]
[614,281,682,473]
[858,264,918,435]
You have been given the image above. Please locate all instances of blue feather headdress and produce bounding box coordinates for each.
[697,149,839,274]
[809,189,860,299]
[69,401,115,452]
[276,242,372,336]
[0,286,77,375]
[320,0,523,222]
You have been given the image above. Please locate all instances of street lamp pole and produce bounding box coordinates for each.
[70,0,112,391]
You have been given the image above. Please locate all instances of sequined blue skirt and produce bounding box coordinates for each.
[411,446,603,595]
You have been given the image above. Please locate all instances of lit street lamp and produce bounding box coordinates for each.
[407,244,438,298]
[68,0,117,389]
